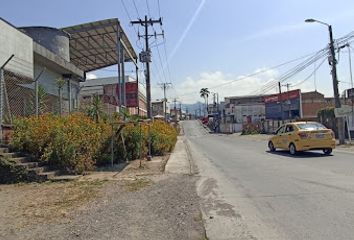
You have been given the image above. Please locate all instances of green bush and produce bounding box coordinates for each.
[0,157,28,184]
[241,123,261,135]
[11,115,178,173]
[11,113,108,174]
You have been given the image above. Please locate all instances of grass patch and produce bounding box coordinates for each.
[124,178,152,192]
[12,180,107,227]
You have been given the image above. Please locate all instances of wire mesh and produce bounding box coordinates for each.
[1,68,78,124]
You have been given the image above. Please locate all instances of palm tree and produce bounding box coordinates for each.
[86,94,105,123]
[200,88,210,116]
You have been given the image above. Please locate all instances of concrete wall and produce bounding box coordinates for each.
[233,104,265,123]
[34,63,69,98]
[0,19,33,78]
[20,27,70,62]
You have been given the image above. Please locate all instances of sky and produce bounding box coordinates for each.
[2,0,354,104]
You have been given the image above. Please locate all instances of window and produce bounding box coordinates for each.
[285,125,294,133]
[276,126,285,135]
[296,123,326,130]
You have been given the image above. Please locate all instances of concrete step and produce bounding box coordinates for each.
[50,175,81,182]
[18,162,39,169]
[0,147,9,153]
[28,167,46,175]
[11,156,33,163]
[37,171,61,181]
[0,152,23,158]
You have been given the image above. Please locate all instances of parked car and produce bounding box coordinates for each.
[201,117,209,125]
[268,121,336,155]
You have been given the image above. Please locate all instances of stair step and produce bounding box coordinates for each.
[0,147,9,153]
[50,175,81,182]
[12,156,32,163]
[0,152,23,158]
[18,162,39,169]
[28,167,45,174]
[38,171,60,181]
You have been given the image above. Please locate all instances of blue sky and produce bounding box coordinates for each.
[2,0,354,103]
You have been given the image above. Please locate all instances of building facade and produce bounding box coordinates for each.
[80,76,147,117]
[0,18,84,122]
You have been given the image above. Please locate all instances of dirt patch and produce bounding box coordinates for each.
[0,154,206,240]
[122,178,152,192]
[0,180,106,236]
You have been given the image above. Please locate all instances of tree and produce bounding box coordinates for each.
[86,94,105,123]
[56,78,66,116]
[200,88,210,116]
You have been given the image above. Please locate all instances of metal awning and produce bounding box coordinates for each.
[61,18,138,72]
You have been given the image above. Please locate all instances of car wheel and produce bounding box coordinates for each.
[268,141,276,152]
[323,148,332,155]
[289,143,297,155]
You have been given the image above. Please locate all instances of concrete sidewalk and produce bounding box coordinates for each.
[165,136,192,175]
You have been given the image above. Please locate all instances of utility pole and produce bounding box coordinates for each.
[278,82,284,122]
[158,82,171,121]
[282,83,291,119]
[173,98,178,122]
[179,102,182,120]
[328,25,345,144]
[305,18,345,144]
[131,16,163,119]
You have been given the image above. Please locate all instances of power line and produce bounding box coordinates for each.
[291,57,327,87]
[212,48,329,91]
[157,0,162,18]
[253,48,329,94]
[174,47,330,99]
[156,44,167,83]
[145,0,152,16]
[120,0,144,50]
[132,0,141,18]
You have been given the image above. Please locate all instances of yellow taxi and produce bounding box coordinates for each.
[268,121,336,155]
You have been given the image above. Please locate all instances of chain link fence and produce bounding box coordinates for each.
[0,68,80,126]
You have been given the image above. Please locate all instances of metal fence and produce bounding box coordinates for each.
[0,67,82,129]
[0,69,65,124]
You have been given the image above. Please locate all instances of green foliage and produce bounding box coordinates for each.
[317,107,335,120]
[86,94,106,123]
[241,123,261,135]
[11,114,178,173]
[11,113,108,174]
[0,157,28,184]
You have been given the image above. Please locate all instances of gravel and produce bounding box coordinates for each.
[2,174,206,240]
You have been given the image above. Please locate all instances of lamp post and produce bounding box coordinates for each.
[305,18,345,144]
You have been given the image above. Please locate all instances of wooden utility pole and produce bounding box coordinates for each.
[131,16,163,119]
[278,82,284,122]
[158,82,172,121]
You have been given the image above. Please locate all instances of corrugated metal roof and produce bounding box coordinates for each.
[61,18,137,72]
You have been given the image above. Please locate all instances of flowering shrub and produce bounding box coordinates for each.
[113,120,177,161]
[150,120,178,155]
[11,114,61,159]
[241,123,261,135]
[11,113,108,174]
[11,114,178,173]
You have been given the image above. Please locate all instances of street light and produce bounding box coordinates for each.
[305,18,330,26]
[305,18,345,144]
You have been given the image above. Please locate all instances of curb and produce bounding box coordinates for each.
[334,148,354,155]
[165,136,192,175]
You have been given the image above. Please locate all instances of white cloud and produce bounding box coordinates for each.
[86,73,97,80]
[160,68,280,104]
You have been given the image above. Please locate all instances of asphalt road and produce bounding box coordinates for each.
[183,120,354,240]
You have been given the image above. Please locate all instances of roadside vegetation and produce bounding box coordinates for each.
[7,99,178,176]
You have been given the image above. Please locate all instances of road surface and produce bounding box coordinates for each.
[183,120,354,240]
